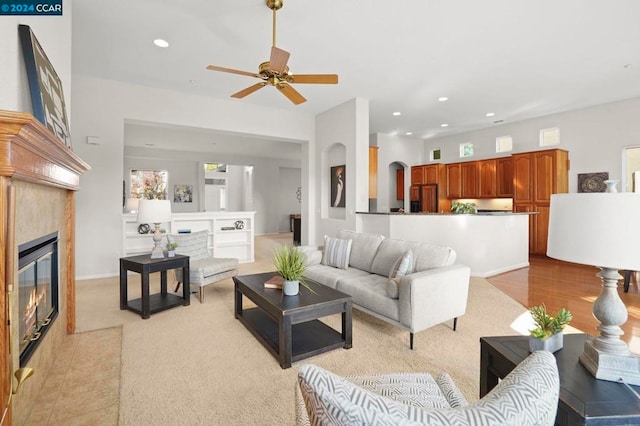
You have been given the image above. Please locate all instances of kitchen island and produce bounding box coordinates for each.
[356,212,532,277]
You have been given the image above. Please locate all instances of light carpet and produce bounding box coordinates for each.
[76,235,535,425]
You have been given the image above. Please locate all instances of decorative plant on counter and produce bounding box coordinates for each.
[451,201,477,214]
[529,304,572,339]
[528,304,572,353]
[273,245,317,296]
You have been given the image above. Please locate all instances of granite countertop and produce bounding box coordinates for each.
[355,211,537,216]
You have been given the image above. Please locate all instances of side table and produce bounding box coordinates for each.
[120,254,190,319]
[480,334,640,425]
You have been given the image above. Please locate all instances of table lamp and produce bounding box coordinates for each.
[547,186,640,385]
[125,197,139,213]
[137,199,172,259]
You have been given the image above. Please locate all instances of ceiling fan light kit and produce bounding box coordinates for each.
[207,0,338,105]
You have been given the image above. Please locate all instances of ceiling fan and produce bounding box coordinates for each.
[206,0,338,105]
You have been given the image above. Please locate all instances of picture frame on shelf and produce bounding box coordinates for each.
[19,24,72,149]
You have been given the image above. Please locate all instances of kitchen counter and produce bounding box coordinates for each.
[356,212,530,277]
[356,211,535,216]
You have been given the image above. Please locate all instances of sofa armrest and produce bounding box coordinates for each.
[297,245,323,266]
[398,264,471,332]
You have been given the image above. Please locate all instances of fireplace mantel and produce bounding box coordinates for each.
[0,110,90,190]
[0,109,90,424]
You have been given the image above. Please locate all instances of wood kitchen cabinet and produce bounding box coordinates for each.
[396,168,404,200]
[496,157,514,197]
[369,146,378,198]
[461,162,479,198]
[478,159,497,197]
[513,149,569,255]
[409,185,419,201]
[411,165,425,185]
[420,184,438,213]
[424,164,441,184]
[446,163,461,198]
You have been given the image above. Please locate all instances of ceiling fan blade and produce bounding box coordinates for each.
[277,83,307,105]
[231,82,268,99]
[287,74,339,84]
[269,46,290,73]
[207,65,260,78]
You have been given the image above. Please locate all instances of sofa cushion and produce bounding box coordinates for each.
[370,239,421,277]
[413,243,456,271]
[336,275,400,321]
[389,250,414,278]
[337,230,385,272]
[303,264,370,290]
[385,277,400,299]
[321,236,352,269]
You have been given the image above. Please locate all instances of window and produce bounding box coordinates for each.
[539,127,560,147]
[459,143,474,158]
[430,149,441,161]
[204,163,227,173]
[496,135,513,153]
[130,169,168,200]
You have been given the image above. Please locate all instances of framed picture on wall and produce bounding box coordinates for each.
[174,184,193,203]
[330,165,345,208]
[19,24,72,149]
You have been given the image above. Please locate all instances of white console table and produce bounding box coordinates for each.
[122,211,255,263]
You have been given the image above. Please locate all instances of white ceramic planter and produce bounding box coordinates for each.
[283,280,299,296]
[529,332,563,353]
[167,250,176,258]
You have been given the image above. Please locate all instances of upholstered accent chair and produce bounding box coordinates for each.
[171,230,239,303]
[295,351,559,426]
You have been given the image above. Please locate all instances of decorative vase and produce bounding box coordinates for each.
[167,250,176,258]
[283,280,299,296]
[529,332,563,353]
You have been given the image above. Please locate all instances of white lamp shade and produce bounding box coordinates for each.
[125,198,140,212]
[137,199,172,224]
[547,193,640,270]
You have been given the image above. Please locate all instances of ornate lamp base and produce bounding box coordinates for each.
[150,223,165,259]
[580,340,640,385]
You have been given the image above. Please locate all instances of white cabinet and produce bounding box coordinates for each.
[122,211,255,263]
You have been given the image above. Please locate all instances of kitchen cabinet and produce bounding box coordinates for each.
[496,157,514,197]
[369,146,378,198]
[396,168,404,200]
[411,165,425,185]
[424,164,440,184]
[446,163,461,198]
[478,159,497,197]
[410,185,419,201]
[513,149,569,255]
[420,185,438,213]
[461,162,479,198]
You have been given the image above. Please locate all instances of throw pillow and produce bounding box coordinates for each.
[321,236,352,269]
[385,277,401,299]
[388,250,414,279]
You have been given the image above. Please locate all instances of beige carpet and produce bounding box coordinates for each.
[76,234,536,425]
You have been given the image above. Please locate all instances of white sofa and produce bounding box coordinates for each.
[301,230,471,349]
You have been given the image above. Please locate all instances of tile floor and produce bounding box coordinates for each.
[25,327,121,425]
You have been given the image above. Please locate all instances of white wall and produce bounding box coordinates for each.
[71,75,314,278]
[371,133,425,212]
[314,98,369,242]
[278,167,302,233]
[1,0,72,113]
[423,97,640,193]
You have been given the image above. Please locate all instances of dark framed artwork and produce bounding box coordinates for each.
[330,165,345,208]
[578,172,609,193]
[19,24,72,149]
[173,185,193,203]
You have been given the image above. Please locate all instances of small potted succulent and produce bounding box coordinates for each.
[166,238,178,257]
[529,304,572,353]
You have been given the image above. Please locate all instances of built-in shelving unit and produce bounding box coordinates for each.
[122,211,255,263]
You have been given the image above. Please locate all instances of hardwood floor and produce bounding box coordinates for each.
[488,256,640,353]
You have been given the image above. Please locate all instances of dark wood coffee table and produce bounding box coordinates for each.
[234,272,352,369]
[480,333,640,425]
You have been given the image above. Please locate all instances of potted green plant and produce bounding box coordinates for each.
[273,245,307,296]
[529,304,572,353]
[166,238,178,258]
[451,201,477,214]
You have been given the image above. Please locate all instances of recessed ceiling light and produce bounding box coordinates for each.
[392,112,401,116]
[493,120,504,124]
[153,39,169,48]
[441,123,449,127]
[405,132,413,136]
[486,112,495,117]
[189,79,197,84]
[624,64,633,69]
[144,143,156,146]
[438,97,449,102]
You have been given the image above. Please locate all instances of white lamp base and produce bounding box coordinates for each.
[580,340,640,385]
[150,223,165,259]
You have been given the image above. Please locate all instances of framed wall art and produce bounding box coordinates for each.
[174,184,193,203]
[19,24,72,149]
[578,172,609,193]
[330,165,345,208]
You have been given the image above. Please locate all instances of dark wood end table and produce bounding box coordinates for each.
[234,272,352,369]
[120,254,190,319]
[480,333,640,425]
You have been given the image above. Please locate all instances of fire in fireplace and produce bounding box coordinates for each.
[18,231,59,366]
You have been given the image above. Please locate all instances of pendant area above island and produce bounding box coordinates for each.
[356,211,534,278]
